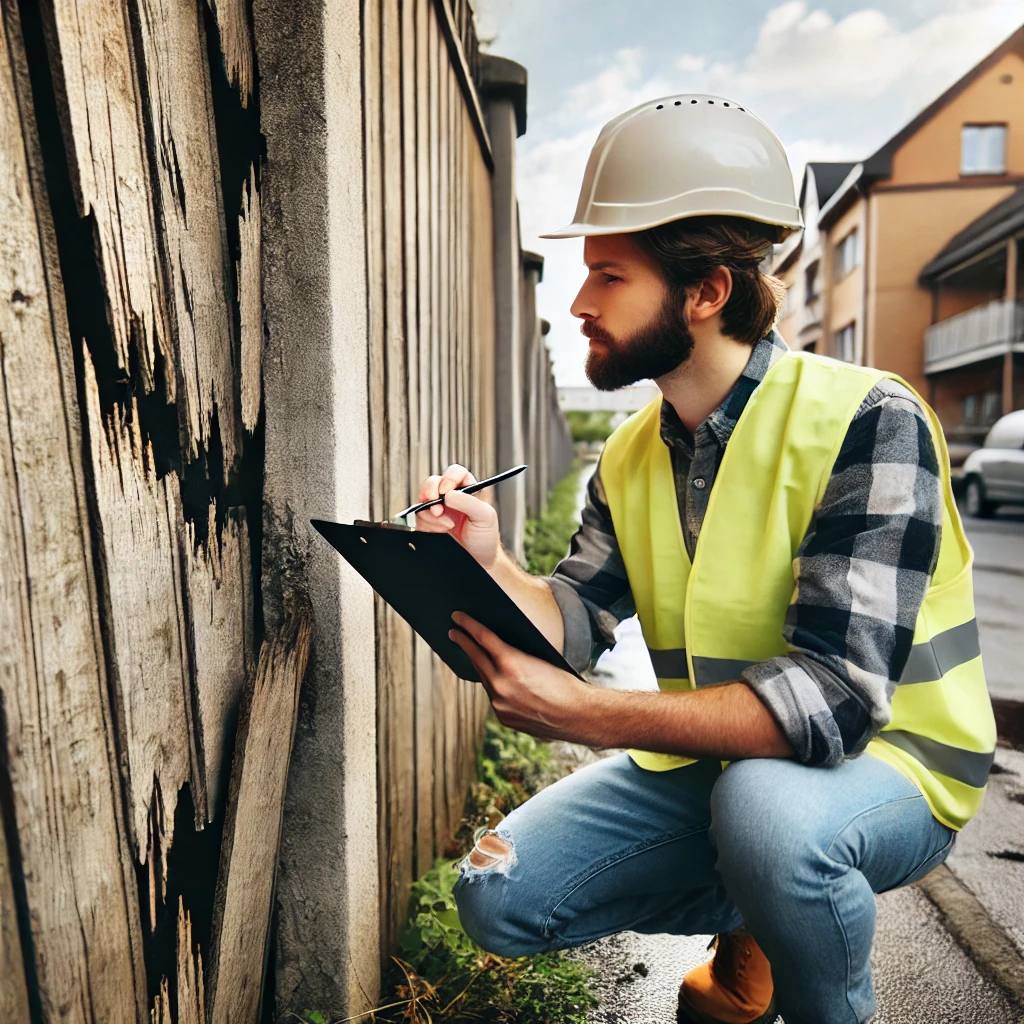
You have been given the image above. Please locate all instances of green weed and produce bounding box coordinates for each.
[523,462,586,577]
[374,720,597,1023]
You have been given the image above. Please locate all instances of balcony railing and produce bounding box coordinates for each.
[925,299,1024,374]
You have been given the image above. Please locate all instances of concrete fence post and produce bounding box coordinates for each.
[481,54,528,560]
[255,1,380,1017]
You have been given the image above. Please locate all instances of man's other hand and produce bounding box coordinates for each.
[449,611,589,742]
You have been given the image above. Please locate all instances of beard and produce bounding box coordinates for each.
[582,293,695,391]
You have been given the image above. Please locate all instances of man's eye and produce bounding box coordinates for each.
[603,273,620,283]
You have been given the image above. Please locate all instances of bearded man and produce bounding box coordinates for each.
[414,95,995,1024]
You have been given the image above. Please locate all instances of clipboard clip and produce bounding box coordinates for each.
[353,518,414,531]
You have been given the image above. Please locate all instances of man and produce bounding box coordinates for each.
[415,95,995,1024]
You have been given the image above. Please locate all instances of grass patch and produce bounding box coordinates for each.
[563,411,615,444]
[370,720,596,1023]
[523,462,585,576]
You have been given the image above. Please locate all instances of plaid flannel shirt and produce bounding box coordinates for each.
[547,330,943,767]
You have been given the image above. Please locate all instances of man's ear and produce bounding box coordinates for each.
[687,266,732,325]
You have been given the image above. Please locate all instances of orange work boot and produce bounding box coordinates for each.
[677,929,776,1024]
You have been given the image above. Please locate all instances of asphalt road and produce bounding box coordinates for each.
[962,504,1024,702]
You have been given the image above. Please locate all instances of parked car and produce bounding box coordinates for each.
[961,409,1024,517]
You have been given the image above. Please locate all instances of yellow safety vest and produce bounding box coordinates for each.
[600,350,995,831]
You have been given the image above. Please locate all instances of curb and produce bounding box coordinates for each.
[915,863,1024,1009]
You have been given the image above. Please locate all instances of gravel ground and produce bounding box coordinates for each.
[947,746,1024,958]
[570,884,1022,1023]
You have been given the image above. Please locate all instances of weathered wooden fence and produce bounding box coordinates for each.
[0,0,573,1019]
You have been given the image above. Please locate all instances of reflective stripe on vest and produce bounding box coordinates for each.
[601,350,996,831]
[648,618,982,688]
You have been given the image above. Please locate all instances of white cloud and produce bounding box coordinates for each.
[514,1,1023,385]
[673,1,1022,109]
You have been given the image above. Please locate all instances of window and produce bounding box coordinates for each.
[833,322,855,362]
[981,391,1002,426]
[963,395,979,427]
[961,124,1007,175]
[804,261,819,304]
[833,229,860,280]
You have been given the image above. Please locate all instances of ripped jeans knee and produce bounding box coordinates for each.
[454,827,547,957]
[463,827,517,876]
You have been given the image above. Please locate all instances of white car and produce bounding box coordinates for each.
[961,409,1024,518]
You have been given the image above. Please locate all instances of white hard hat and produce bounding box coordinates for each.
[542,94,803,240]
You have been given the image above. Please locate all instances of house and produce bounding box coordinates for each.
[775,162,857,355]
[919,186,1023,442]
[775,25,1024,441]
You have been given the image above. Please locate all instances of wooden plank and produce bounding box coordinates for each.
[381,0,415,947]
[185,505,252,823]
[362,0,393,957]
[205,0,253,105]
[238,164,262,434]
[401,0,430,880]
[206,591,312,1024]
[0,791,29,1022]
[437,23,451,470]
[440,57,462,836]
[426,3,447,849]
[40,0,171,395]
[82,350,198,901]
[430,0,491,169]
[135,0,240,474]
[451,68,467,808]
[177,899,206,1024]
[0,3,147,1017]
[428,5,442,474]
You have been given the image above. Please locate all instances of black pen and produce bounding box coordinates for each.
[391,464,528,522]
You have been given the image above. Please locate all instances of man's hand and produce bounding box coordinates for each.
[449,613,795,759]
[414,464,500,571]
[449,612,591,742]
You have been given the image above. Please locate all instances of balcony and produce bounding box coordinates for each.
[924,299,1024,374]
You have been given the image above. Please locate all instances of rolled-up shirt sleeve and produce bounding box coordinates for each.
[741,381,943,767]
[545,459,636,673]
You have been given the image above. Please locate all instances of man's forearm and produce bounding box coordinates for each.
[488,548,565,653]
[575,682,795,760]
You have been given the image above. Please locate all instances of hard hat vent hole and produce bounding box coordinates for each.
[656,104,664,109]
[723,102,730,107]
[708,100,714,104]
[674,100,681,106]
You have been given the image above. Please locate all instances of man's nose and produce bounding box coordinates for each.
[570,283,596,321]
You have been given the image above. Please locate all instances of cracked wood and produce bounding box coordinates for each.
[0,2,147,1018]
[40,0,172,395]
[135,0,241,474]
[206,591,312,1024]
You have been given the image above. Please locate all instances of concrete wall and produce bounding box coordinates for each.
[256,0,380,1016]
[483,56,527,560]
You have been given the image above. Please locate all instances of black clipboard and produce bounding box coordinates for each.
[310,519,582,683]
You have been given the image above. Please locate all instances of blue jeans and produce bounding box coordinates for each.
[453,753,955,1024]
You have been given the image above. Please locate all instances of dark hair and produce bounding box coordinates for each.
[633,216,787,345]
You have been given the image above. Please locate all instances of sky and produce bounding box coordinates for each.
[472,0,1024,387]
